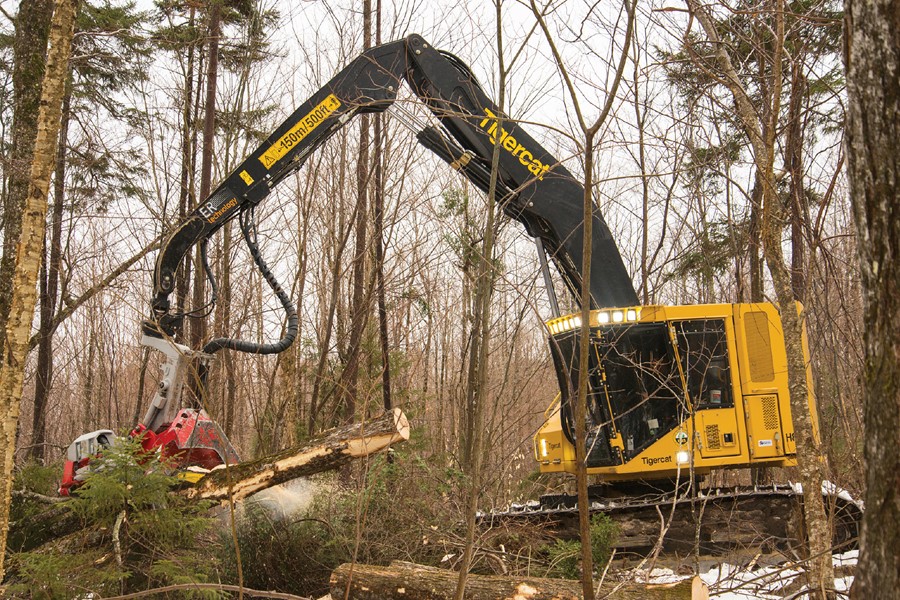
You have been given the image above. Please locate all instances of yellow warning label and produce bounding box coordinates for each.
[239,170,254,185]
[259,94,341,170]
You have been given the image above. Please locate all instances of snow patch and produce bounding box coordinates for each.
[636,550,855,599]
[788,480,864,509]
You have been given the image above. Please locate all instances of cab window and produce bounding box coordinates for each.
[674,319,733,409]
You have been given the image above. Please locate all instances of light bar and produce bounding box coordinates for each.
[546,314,584,335]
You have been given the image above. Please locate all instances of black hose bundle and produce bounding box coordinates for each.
[202,207,298,356]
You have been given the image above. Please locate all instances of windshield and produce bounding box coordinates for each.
[594,323,686,460]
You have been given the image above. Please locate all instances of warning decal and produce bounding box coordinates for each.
[259,94,341,170]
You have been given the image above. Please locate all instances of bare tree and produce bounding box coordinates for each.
[338,0,374,429]
[684,0,835,593]
[191,0,223,381]
[453,2,506,594]
[530,2,637,597]
[843,0,900,596]
[0,0,77,582]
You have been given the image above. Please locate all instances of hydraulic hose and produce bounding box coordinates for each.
[202,208,298,356]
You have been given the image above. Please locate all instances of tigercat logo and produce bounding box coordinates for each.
[478,108,551,180]
[641,455,673,467]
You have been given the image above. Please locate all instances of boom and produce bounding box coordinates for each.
[148,34,636,345]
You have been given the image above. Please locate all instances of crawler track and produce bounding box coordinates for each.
[479,484,862,556]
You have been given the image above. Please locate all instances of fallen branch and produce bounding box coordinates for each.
[27,234,163,351]
[97,581,313,599]
[11,489,66,504]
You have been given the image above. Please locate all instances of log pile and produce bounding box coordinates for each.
[329,560,705,600]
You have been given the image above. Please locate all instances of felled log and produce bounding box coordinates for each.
[7,502,81,553]
[10,409,409,552]
[190,408,410,502]
[329,560,702,600]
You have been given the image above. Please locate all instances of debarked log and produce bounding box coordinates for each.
[329,560,704,600]
[189,408,410,502]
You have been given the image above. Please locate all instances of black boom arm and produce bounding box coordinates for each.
[148,34,636,343]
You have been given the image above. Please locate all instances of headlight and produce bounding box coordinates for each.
[540,438,549,457]
[612,310,624,323]
[676,450,690,465]
[546,315,584,335]
[598,311,610,324]
[626,309,638,321]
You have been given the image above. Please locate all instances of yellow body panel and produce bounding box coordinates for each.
[536,302,818,480]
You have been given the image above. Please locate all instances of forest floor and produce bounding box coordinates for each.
[313,550,857,600]
[635,549,857,599]
[260,476,861,599]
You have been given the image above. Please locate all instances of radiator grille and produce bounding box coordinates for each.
[762,395,779,430]
[705,424,721,450]
[744,311,775,382]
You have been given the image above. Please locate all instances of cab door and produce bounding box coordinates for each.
[672,319,742,458]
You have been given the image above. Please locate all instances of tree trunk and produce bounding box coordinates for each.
[308,140,352,434]
[175,6,198,342]
[574,129,597,600]
[633,42,651,305]
[188,408,409,502]
[452,9,504,598]
[843,1,900,597]
[221,220,236,436]
[339,3,373,427]
[687,2,834,593]
[30,70,71,463]
[190,1,221,373]
[786,61,807,303]
[331,561,700,600]
[0,0,54,359]
[748,174,763,304]
[372,0,391,415]
[0,0,77,583]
